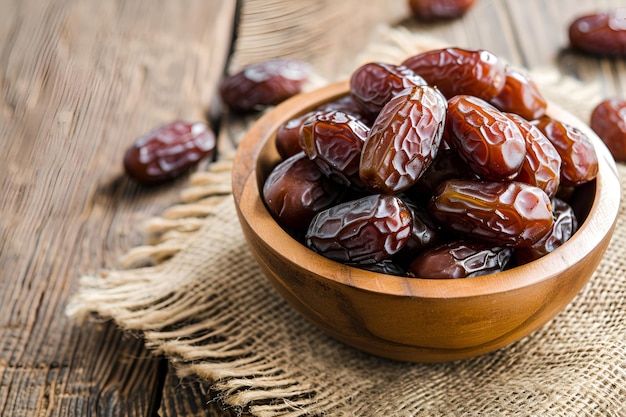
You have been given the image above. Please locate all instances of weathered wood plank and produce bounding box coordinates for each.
[1,0,237,416]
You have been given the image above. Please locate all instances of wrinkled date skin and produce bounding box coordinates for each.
[263,152,344,231]
[569,10,626,57]
[507,113,562,198]
[401,47,506,100]
[300,110,370,189]
[590,98,626,162]
[305,194,413,264]
[514,198,578,265]
[360,86,447,194]
[407,241,512,279]
[429,180,554,247]
[275,95,368,159]
[408,0,476,21]
[533,116,599,186]
[350,62,427,121]
[352,259,406,276]
[220,59,312,112]
[395,201,441,264]
[490,66,548,120]
[446,95,526,181]
[123,121,216,185]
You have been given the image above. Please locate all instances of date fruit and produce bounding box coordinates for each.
[220,58,312,112]
[408,0,476,21]
[305,194,412,264]
[507,113,561,198]
[360,85,447,194]
[429,180,554,247]
[402,47,506,101]
[569,10,626,57]
[514,198,578,265]
[263,152,344,231]
[490,66,547,120]
[446,95,526,181]
[275,112,313,159]
[123,121,216,185]
[275,95,369,159]
[350,62,427,121]
[407,241,512,279]
[533,116,598,186]
[590,98,626,162]
[300,110,369,189]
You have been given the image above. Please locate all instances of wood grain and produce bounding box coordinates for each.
[1,0,237,415]
[2,0,625,415]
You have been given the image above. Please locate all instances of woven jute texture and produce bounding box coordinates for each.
[67,27,626,417]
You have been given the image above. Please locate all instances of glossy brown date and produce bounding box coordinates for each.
[446,95,526,181]
[507,113,562,198]
[533,116,598,186]
[275,95,369,160]
[263,152,344,231]
[408,0,476,21]
[490,66,547,121]
[219,59,312,112]
[305,194,412,264]
[123,121,216,185]
[275,112,312,159]
[569,10,626,57]
[359,85,447,194]
[429,180,554,247]
[401,47,506,101]
[514,198,578,265]
[407,241,512,279]
[394,201,441,264]
[300,110,369,189]
[590,98,626,162]
[350,62,427,121]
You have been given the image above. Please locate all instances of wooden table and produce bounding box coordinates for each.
[2,0,624,415]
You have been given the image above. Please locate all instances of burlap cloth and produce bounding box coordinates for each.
[67,27,626,416]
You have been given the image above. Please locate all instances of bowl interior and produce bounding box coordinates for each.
[237,81,618,298]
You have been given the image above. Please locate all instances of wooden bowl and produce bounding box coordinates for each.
[232,80,621,363]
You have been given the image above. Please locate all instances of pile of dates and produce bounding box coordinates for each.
[262,47,599,279]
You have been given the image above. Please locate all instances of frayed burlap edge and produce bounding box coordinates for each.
[67,26,626,417]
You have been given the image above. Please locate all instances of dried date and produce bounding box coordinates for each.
[276,95,369,159]
[359,85,447,194]
[300,110,369,189]
[429,180,554,247]
[352,259,406,276]
[490,66,547,120]
[407,241,512,279]
[569,10,626,57]
[219,59,312,112]
[590,98,626,162]
[533,116,598,186]
[514,198,578,265]
[401,47,506,100]
[305,194,413,264]
[350,62,427,121]
[446,95,526,181]
[263,152,344,231]
[507,113,562,198]
[394,200,441,264]
[408,0,476,21]
[123,121,216,185]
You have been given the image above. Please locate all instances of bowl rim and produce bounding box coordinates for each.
[232,80,621,299]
